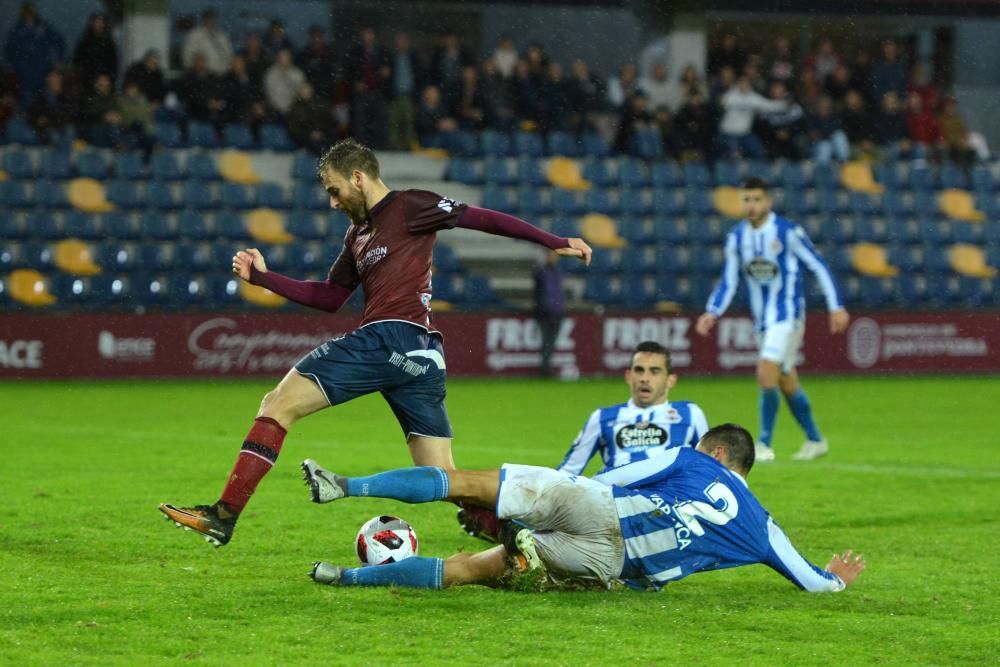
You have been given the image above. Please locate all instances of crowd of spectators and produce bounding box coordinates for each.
[0,2,990,165]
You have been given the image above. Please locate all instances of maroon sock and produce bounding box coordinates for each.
[219,417,287,514]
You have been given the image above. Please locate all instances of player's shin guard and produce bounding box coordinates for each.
[341,557,445,588]
[759,387,780,446]
[219,417,287,514]
[785,389,822,442]
[345,467,450,503]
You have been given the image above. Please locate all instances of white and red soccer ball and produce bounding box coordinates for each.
[356,515,418,565]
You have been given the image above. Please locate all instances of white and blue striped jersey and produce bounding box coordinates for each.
[558,400,709,475]
[706,212,842,332]
[593,447,845,592]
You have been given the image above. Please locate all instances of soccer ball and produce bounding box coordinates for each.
[356,515,418,565]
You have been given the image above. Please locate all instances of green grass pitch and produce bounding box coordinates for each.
[1,375,997,665]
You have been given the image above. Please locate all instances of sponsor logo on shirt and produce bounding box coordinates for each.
[616,422,669,449]
[357,245,388,273]
[745,257,779,282]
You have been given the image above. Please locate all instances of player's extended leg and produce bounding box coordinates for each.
[755,359,781,462]
[301,461,499,507]
[407,434,455,470]
[310,544,511,589]
[779,370,829,460]
[159,369,328,546]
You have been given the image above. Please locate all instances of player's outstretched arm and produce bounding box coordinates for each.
[695,312,717,336]
[232,248,267,281]
[829,308,850,334]
[555,237,592,266]
[824,549,866,587]
[232,246,353,313]
[457,206,591,265]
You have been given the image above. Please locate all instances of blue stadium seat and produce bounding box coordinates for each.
[37,179,69,208]
[682,162,711,189]
[654,244,691,274]
[2,149,34,179]
[287,211,323,240]
[653,218,688,245]
[652,188,682,216]
[432,244,461,273]
[170,243,213,272]
[292,153,317,180]
[0,214,27,240]
[483,158,517,186]
[516,187,549,217]
[105,212,140,240]
[551,189,582,216]
[481,186,514,212]
[895,274,928,308]
[621,275,657,308]
[114,152,146,180]
[550,217,579,239]
[328,211,350,238]
[432,272,460,302]
[292,181,327,210]
[40,151,71,179]
[463,274,500,305]
[859,277,895,309]
[971,165,996,193]
[781,188,814,217]
[130,272,170,307]
[140,211,176,240]
[820,215,855,244]
[938,163,967,190]
[888,244,923,272]
[855,218,888,243]
[155,122,184,148]
[880,190,911,218]
[617,217,652,245]
[7,117,40,145]
[926,274,960,308]
[178,210,215,240]
[138,243,174,270]
[918,218,952,245]
[167,273,208,307]
[629,128,661,159]
[514,132,544,157]
[214,212,244,240]
[692,219,727,245]
[187,121,220,149]
[776,162,808,189]
[584,274,621,304]
[582,160,615,187]
[620,189,651,216]
[908,164,936,192]
[98,242,138,272]
[651,161,683,188]
[76,151,109,179]
[447,130,480,158]
[0,181,32,208]
[480,130,513,157]
[848,191,878,218]
[547,131,581,157]
[684,188,713,217]
[183,181,217,209]
[223,123,256,149]
[203,272,242,308]
[957,276,995,307]
[982,222,1000,246]
[691,245,725,274]
[186,153,219,180]
[873,162,904,191]
[20,241,54,270]
[257,182,290,209]
[446,159,482,185]
[838,275,862,307]
[952,222,983,245]
[286,242,328,272]
[621,245,657,274]
[815,188,845,215]
[516,157,546,186]
[583,188,616,215]
[886,218,918,245]
[712,160,741,187]
[923,245,952,273]
[260,124,294,151]
[51,274,94,306]
[0,242,17,272]
[25,210,61,239]
[64,211,103,240]
[618,159,650,188]
[144,181,180,210]
[812,162,839,190]
[151,152,185,181]
[582,132,610,158]
[90,273,131,306]
[659,276,695,306]
[105,180,143,209]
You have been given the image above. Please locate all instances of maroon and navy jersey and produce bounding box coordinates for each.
[328,189,466,333]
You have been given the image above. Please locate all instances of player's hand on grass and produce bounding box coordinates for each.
[825,549,866,587]
[233,248,267,281]
[695,313,717,336]
[556,238,592,266]
[829,308,850,334]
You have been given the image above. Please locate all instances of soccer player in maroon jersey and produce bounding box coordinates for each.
[159,138,592,546]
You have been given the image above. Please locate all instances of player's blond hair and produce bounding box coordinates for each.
[317,138,381,180]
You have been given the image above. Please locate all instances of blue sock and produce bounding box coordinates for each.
[785,389,823,442]
[340,557,445,589]
[759,387,780,446]
[346,466,449,503]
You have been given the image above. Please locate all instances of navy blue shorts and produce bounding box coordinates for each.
[294,321,451,438]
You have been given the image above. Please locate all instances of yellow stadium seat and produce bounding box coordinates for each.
[246,208,294,244]
[948,243,997,277]
[712,186,744,219]
[938,189,985,222]
[54,239,101,276]
[654,300,683,314]
[240,281,286,307]
[219,150,262,185]
[851,242,898,277]
[0,169,8,181]
[10,269,56,306]
[579,213,626,249]
[840,161,884,195]
[431,299,454,312]
[67,178,114,213]
[546,157,590,191]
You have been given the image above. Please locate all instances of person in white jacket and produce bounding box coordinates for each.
[718,76,787,159]
[181,9,233,75]
[264,48,305,116]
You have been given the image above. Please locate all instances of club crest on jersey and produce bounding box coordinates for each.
[437,197,462,213]
[771,238,783,253]
[616,423,669,449]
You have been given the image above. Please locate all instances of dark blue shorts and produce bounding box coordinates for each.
[294,321,451,438]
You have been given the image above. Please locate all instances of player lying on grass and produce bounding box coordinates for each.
[302,423,866,591]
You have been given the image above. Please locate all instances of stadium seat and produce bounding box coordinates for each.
[0,214,27,240]
[621,245,657,274]
[40,151,72,179]
[177,210,215,240]
[584,274,621,304]
[908,164,936,192]
[138,243,174,270]
[447,130,480,158]
[188,121,220,149]
[621,275,658,308]
[480,130,513,157]
[939,163,968,190]
[587,247,620,273]
[7,117,41,146]
[483,158,517,186]
[618,216,654,245]
[219,150,262,185]
[516,157,546,186]
[64,211,103,240]
[629,128,661,159]
[957,275,996,307]
[481,186,513,212]
[183,181,217,209]
[547,157,589,190]
[581,160,615,188]
[581,132,610,158]
[140,211,176,240]
[51,274,94,306]
[692,218,727,245]
[187,152,219,181]
[855,218,888,243]
[880,190,911,219]
[105,180,143,209]
[653,218,689,245]
[683,162,711,190]
[67,178,113,213]
[247,209,293,244]
[859,276,895,309]
[202,272,242,308]
[151,152,185,181]
[328,211,350,238]
[583,188,617,215]
[286,242,328,272]
[114,152,146,180]
[130,271,170,307]
[39,179,69,208]
[713,160,741,187]
[776,162,808,189]
[257,182,290,209]
[685,188,713,217]
[691,245,725,275]
[948,243,997,278]
[971,165,997,193]
[820,215,855,244]
[214,212,244,240]
[712,186,744,219]
[168,272,209,307]
[445,159,482,185]
[432,244,461,273]
[75,151,110,179]
[551,188,583,216]
[261,124,295,151]
[223,123,257,150]
[292,153,318,180]
[620,189,651,216]
[155,121,184,148]
[887,244,923,272]
[551,217,580,240]
[105,212,140,240]
[812,162,839,190]
[292,181,328,210]
[938,189,985,222]
[145,181,180,210]
[975,192,1000,219]
[25,210,61,239]
[0,180,32,208]
[652,188,682,216]
[516,186,549,216]
[547,131,581,157]
[872,162,904,191]
[926,274,960,307]
[2,149,34,179]
[651,162,683,188]
[514,131,544,157]
[580,213,625,248]
[287,211,324,240]
[848,191,878,218]
[9,268,55,305]
[841,161,883,194]
[851,242,898,277]
[918,218,953,245]
[618,159,650,188]
[952,222,984,245]
[895,274,928,308]
[19,241,54,270]
[654,244,691,274]
[98,242,138,272]
[91,273,131,306]
[815,188,845,215]
[780,188,813,217]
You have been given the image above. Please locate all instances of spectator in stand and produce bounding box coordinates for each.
[614,90,654,155]
[873,91,916,160]
[72,13,117,91]
[117,80,155,156]
[904,90,941,152]
[5,2,66,107]
[287,82,332,154]
[533,252,565,378]
[674,91,715,162]
[387,31,421,150]
[758,80,804,160]
[743,61,768,95]
[492,35,518,79]
[538,62,571,134]
[709,65,736,103]
[415,84,457,148]
[767,36,796,85]
[28,68,74,146]
[869,40,908,103]
[432,32,470,114]
[842,89,874,159]
[480,57,516,132]
[797,68,822,111]
[80,73,123,148]
[849,47,873,102]
[298,26,334,100]
[805,94,850,162]
[239,32,268,88]
[512,60,541,128]
[708,33,746,78]
[717,75,786,159]
[347,27,390,148]
[938,97,988,165]
[825,64,852,108]
[565,59,602,135]
[455,65,486,131]
[678,63,707,99]
[182,9,233,75]
[262,19,294,60]
[639,62,681,112]
[124,49,167,107]
[523,44,549,83]
[264,48,305,117]
[654,105,679,159]
[907,63,940,114]
[220,55,268,130]
[804,37,842,87]
[607,62,638,109]
[178,52,226,124]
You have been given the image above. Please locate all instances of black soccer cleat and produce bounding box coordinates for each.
[456,504,500,543]
[159,502,237,547]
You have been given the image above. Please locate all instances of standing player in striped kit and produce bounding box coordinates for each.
[302,423,866,592]
[695,177,848,462]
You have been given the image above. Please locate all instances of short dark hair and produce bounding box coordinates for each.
[317,138,381,180]
[741,176,771,193]
[700,423,755,474]
[632,340,671,373]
